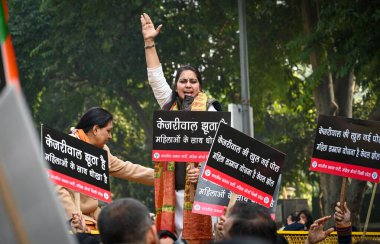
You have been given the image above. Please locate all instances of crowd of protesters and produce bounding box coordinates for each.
[81,197,377,244]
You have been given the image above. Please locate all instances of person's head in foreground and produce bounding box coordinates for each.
[98,198,158,244]
[224,202,286,243]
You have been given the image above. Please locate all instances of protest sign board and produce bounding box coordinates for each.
[0,85,76,244]
[192,162,229,216]
[202,123,285,208]
[193,161,282,217]
[310,115,380,183]
[152,111,231,162]
[42,125,111,202]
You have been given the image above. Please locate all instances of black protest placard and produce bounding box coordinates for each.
[202,123,286,208]
[310,115,380,183]
[152,111,231,162]
[42,125,111,202]
[193,162,282,217]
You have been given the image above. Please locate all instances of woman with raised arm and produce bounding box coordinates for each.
[141,13,222,244]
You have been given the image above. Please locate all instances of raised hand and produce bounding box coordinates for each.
[140,13,162,42]
[306,216,334,244]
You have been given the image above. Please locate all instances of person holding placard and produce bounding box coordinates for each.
[141,13,222,243]
[334,202,352,244]
[56,107,154,234]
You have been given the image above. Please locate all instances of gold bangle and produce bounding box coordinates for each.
[144,44,155,49]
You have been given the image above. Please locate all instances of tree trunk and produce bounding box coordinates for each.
[334,70,355,118]
[334,70,368,228]
[119,89,153,152]
[302,0,348,219]
[319,174,343,216]
[347,179,367,229]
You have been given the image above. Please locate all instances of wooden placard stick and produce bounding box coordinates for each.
[0,163,29,244]
[361,182,378,241]
[339,177,348,211]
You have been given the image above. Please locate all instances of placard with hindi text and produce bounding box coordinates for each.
[152,111,231,162]
[193,161,282,217]
[42,125,111,202]
[202,123,285,208]
[310,115,380,182]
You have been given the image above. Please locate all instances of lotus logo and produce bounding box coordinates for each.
[194,204,201,211]
[264,197,269,204]
[104,193,109,200]
[205,169,211,177]
[372,172,378,180]
[154,153,160,159]
[312,161,317,168]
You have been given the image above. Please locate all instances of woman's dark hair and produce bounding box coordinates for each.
[98,198,152,244]
[228,202,278,242]
[297,209,313,230]
[75,107,113,133]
